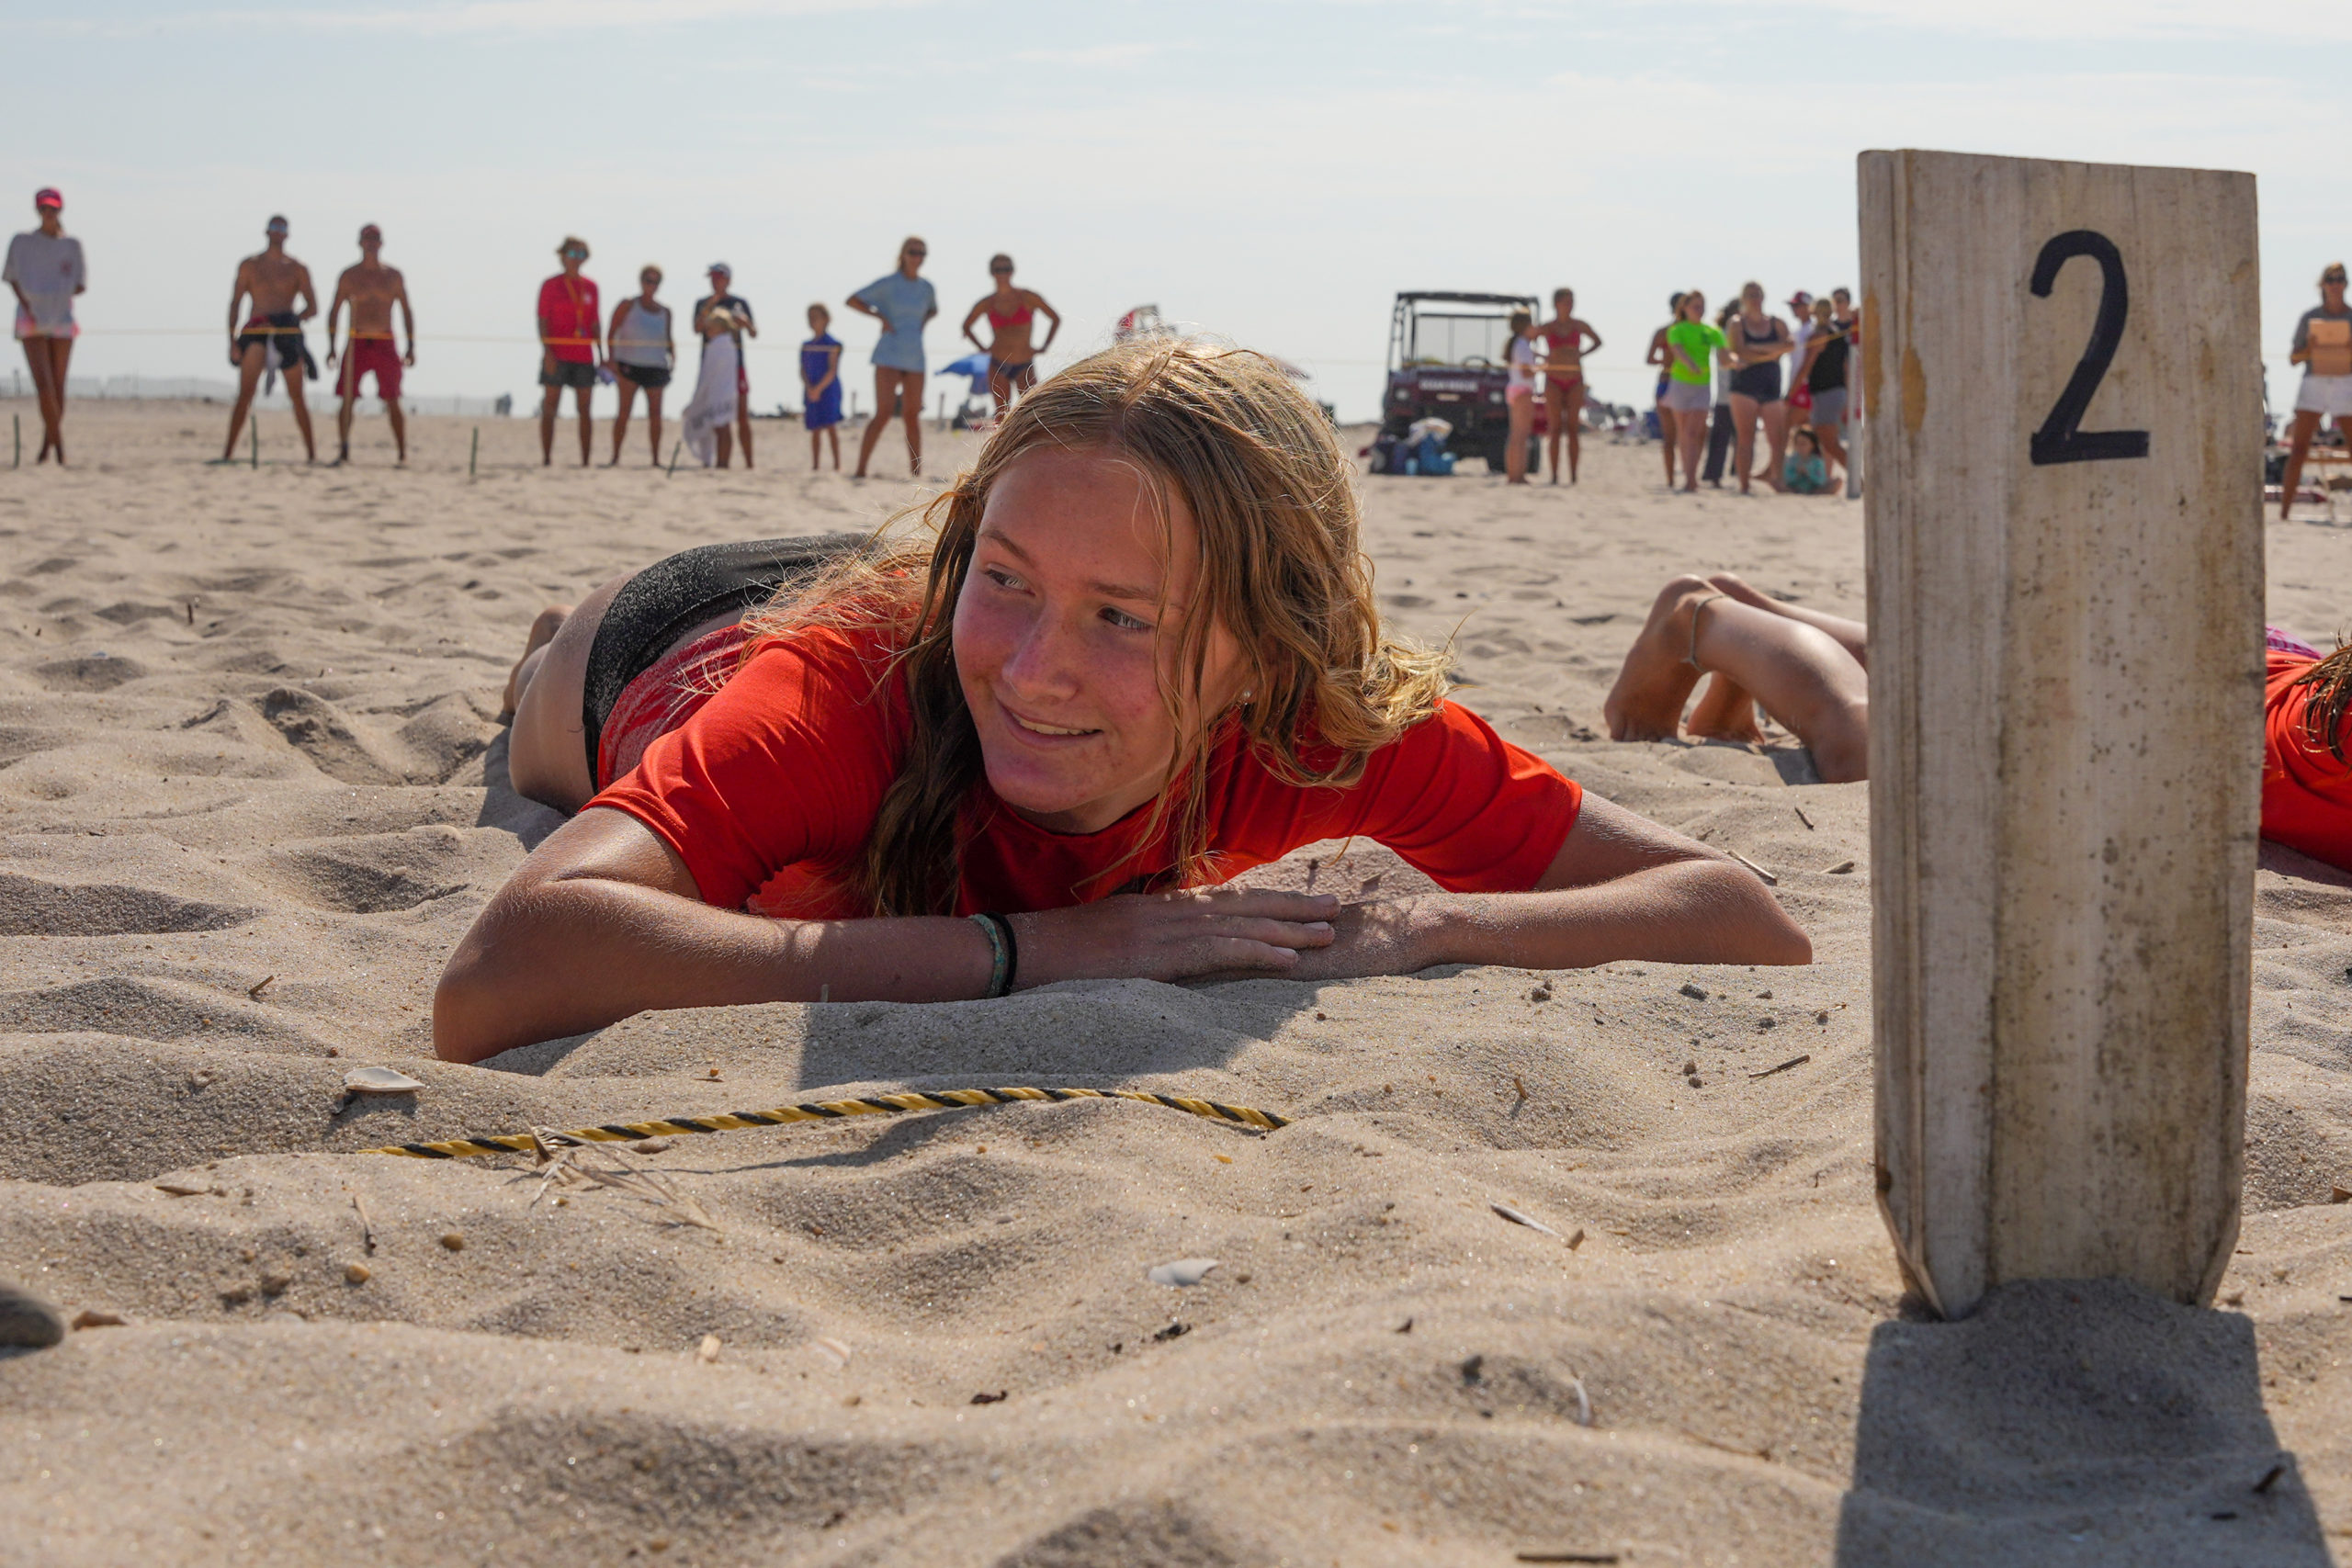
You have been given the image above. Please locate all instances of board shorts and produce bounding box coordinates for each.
[1809,387,1848,425]
[337,336,402,400]
[237,313,316,378]
[13,305,75,340]
[616,362,672,389]
[540,358,597,389]
[2295,374,2352,418]
[1662,380,1712,413]
[582,534,868,789]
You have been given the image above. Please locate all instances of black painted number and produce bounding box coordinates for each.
[2028,230,2150,466]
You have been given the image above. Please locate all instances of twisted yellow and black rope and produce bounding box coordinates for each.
[360,1086,1289,1160]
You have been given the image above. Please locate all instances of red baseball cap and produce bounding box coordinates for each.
[34,187,62,209]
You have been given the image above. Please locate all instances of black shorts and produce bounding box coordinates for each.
[582,535,869,784]
[1729,364,1782,403]
[616,362,672,389]
[540,358,597,389]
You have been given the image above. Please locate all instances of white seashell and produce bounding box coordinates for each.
[343,1066,425,1095]
[813,1336,852,1367]
[1147,1258,1221,1288]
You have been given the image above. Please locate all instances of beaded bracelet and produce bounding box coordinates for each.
[969,911,1015,998]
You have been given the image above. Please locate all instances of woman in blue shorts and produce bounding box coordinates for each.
[846,236,937,479]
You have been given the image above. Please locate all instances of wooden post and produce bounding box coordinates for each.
[1861,150,2264,1319]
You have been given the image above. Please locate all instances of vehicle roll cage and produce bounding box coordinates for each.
[1387,291,1540,372]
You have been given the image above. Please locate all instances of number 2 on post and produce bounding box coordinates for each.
[2028,230,2151,466]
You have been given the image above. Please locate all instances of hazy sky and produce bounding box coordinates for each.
[7,0,2346,418]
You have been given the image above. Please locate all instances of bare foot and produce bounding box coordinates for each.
[1603,575,1714,741]
[500,604,571,723]
[1687,672,1766,743]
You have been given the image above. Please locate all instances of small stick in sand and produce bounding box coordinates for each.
[1825,860,1857,875]
[1491,1202,1560,1236]
[246,975,275,999]
[2254,1463,2287,1495]
[1513,1076,1530,1102]
[1726,851,1779,886]
[1515,1553,1618,1565]
[1793,805,1815,830]
[1750,1054,1812,1079]
[351,1193,377,1255]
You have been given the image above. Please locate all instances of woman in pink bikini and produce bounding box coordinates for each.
[961,254,1060,416]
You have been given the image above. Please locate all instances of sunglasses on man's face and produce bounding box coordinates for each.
[905,249,927,258]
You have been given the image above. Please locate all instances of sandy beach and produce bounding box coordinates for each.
[2,399,2349,1566]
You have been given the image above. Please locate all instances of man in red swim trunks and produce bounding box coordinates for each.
[323,223,415,466]
[1536,287,1600,485]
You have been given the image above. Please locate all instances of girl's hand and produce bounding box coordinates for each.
[1010,888,1340,987]
[1278,896,1439,983]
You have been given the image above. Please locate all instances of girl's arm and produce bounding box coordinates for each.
[811,346,839,399]
[1034,292,1061,353]
[844,293,881,321]
[434,807,1341,1063]
[1646,330,1668,368]
[962,298,989,350]
[1282,794,1810,981]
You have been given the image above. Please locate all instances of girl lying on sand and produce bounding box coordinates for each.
[436,342,1809,1062]
[1603,573,2352,870]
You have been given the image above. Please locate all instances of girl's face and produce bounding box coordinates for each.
[1683,292,1705,321]
[1743,285,1765,310]
[640,271,661,296]
[808,309,829,333]
[954,446,1244,835]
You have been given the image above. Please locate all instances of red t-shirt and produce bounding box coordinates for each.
[537,273,600,363]
[588,623,1582,919]
[2263,649,2352,872]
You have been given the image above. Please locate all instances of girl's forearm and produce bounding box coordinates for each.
[434,878,994,1062]
[1420,862,1811,971]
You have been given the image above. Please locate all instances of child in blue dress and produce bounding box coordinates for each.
[800,303,843,470]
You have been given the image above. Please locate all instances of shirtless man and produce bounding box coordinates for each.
[220,216,320,463]
[323,223,416,466]
[959,254,1061,417]
[1534,287,1601,485]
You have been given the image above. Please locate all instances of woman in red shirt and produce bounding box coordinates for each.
[438,341,1809,1062]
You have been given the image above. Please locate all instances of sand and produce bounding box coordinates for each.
[1,400,2349,1566]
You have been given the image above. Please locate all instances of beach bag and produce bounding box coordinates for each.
[1412,434,1453,476]
[1368,433,1402,474]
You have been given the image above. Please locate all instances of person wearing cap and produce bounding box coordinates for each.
[693,264,757,468]
[220,215,321,464]
[537,237,603,468]
[1782,289,1815,425]
[5,188,85,464]
[2281,262,2352,521]
[847,235,937,479]
[323,224,415,466]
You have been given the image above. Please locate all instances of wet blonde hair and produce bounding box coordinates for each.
[742,337,1453,917]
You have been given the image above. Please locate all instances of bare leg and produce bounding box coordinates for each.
[1566,389,1582,483]
[285,368,316,461]
[2281,410,2321,521]
[572,384,594,466]
[1658,404,1679,486]
[1606,577,1871,782]
[334,371,357,463]
[501,604,571,722]
[1506,393,1532,483]
[810,427,821,469]
[900,368,925,474]
[736,405,754,469]
[854,367,900,478]
[1706,572,1868,666]
[23,335,69,460]
[1811,417,1847,477]
[386,394,406,463]
[1675,407,1705,492]
[1544,382,1566,482]
[609,378,638,465]
[220,344,268,461]
[539,382,560,466]
[825,426,840,469]
[509,573,632,812]
[716,425,733,468]
[644,387,663,464]
[1758,400,1790,492]
[1729,393,1759,494]
[989,362,1013,419]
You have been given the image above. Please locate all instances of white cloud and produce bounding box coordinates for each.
[37,0,920,37]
